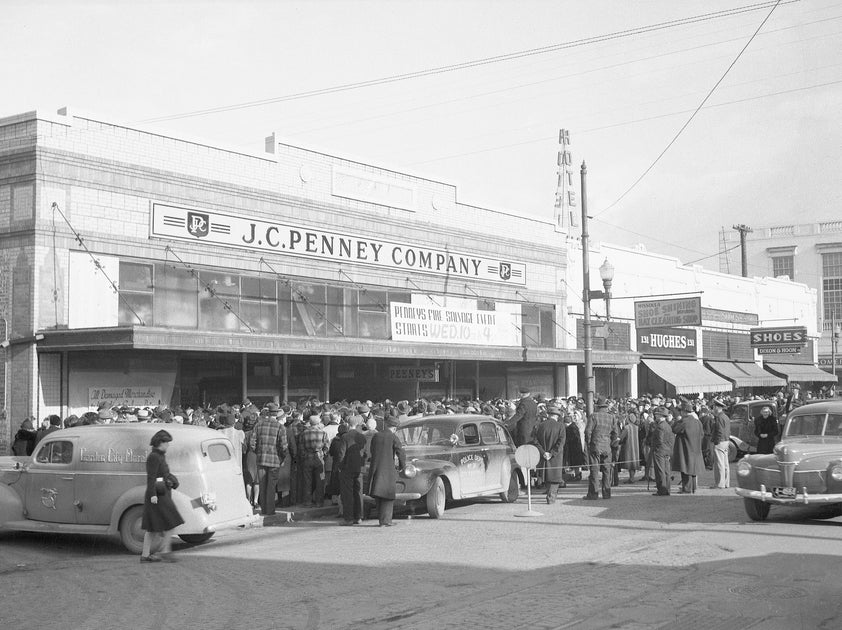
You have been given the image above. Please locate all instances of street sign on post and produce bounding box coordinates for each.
[514,445,542,517]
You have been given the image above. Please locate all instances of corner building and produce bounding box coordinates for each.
[0,108,635,450]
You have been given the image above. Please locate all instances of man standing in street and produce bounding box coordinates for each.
[651,406,674,496]
[583,396,619,500]
[299,415,330,507]
[710,398,731,489]
[534,405,566,503]
[337,414,368,525]
[671,399,703,493]
[249,403,288,516]
[508,386,538,448]
[367,416,406,526]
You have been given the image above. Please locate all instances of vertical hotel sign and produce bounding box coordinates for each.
[554,129,578,229]
[150,202,526,285]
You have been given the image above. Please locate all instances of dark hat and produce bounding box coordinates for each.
[654,406,669,418]
[518,386,530,394]
[150,429,173,447]
[595,396,608,408]
[680,399,693,412]
[357,404,370,414]
[546,405,562,417]
[384,415,400,428]
[712,398,726,408]
[49,415,62,426]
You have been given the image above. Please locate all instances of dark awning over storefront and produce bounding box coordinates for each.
[763,362,838,384]
[641,358,732,394]
[704,361,786,388]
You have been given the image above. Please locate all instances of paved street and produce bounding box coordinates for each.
[2,466,841,630]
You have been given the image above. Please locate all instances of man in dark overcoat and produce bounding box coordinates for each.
[583,396,619,500]
[671,400,704,493]
[651,407,674,496]
[367,416,406,526]
[509,387,538,448]
[533,405,566,503]
[337,415,368,525]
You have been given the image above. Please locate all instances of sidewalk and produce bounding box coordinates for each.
[257,503,340,526]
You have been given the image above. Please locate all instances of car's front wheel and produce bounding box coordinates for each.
[743,498,771,521]
[426,477,446,518]
[728,441,740,462]
[119,505,145,554]
[500,470,519,503]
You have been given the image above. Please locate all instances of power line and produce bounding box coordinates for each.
[592,0,785,219]
[138,1,799,124]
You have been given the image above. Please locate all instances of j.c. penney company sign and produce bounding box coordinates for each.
[150,202,526,285]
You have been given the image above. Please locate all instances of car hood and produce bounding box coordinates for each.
[775,438,842,462]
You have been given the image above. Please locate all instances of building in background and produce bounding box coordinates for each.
[720,221,842,379]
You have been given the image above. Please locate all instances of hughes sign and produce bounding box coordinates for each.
[151,202,526,285]
[637,327,697,357]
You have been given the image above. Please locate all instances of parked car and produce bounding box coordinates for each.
[0,424,259,553]
[735,401,842,521]
[371,414,522,517]
[728,400,781,461]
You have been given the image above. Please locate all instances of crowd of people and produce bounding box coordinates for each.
[8,385,834,520]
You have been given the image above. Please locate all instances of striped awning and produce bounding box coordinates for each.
[763,362,838,384]
[641,358,732,394]
[705,361,786,388]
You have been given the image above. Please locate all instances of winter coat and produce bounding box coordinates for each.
[141,449,185,533]
[671,413,704,475]
[367,430,405,500]
[754,414,779,454]
[533,418,566,484]
[619,417,640,471]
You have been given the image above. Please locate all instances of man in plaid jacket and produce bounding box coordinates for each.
[249,403,289,516]
[299,415,330,507]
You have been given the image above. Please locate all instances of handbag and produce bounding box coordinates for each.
[165,472,179,490]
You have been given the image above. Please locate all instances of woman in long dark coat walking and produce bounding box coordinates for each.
[754,406,779,454]
[141,430,184,562]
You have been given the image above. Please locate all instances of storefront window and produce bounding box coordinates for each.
[118,262,154,326]
[359,289,389,339]
[823,253,842,323]
[154,264,198,328]
[292,283,327,336]
[278,282,292,334]
[241,275,278,333]
[199,271,240,331]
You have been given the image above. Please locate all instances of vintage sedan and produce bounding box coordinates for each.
[380,414,523,518]
[0,424,259,553]
[728,400,780,461]
[735,401,842,521]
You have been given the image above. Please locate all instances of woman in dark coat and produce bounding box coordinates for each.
[754,406,779,454]
[12,418,37,456]
[563,416,586,476]
[327,424,348,516]
[367,418,405,526]
[141,430,184,562]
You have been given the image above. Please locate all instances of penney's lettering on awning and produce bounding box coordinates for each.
[151,203,526,285]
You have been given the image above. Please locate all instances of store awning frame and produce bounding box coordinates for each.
[763,362,838,384]
[641,358,732,394]
[704,361,786,388]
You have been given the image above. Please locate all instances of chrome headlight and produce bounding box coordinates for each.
[737,460,752,477]
[830,465,842,482]
[402,462,418,479]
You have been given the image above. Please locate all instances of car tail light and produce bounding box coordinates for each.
[201,492,218,511]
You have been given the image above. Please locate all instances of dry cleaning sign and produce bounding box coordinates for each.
[150,202,526,285]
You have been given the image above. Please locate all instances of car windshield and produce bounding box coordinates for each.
[396,421,459,446]
[785,413,826,437]
[730,405,748,421]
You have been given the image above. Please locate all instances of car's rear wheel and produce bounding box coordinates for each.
[426,477,446,518]
[178,533,214,545]
[743,498,770,521]
[500,470,519,503]
[119,505,146,554]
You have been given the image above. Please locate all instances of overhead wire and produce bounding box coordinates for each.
[592,0,785,219]
[138,1,800,124]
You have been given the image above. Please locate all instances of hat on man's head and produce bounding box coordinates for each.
[49,415,62,426]
[712,398,726,408]
[357,404,370,414]
[137,408,151,419]
[654,406,669,418]
[98,409,115,420]
[595,396,608,408]
[547,405,562,417]
[309,415,322,425]
[396,400,411,415]
[385,415,400,428]
[518,386,530,395]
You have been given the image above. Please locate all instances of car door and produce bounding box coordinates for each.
[479,421,507,492]
[24,439,77,523]
[455,423,490,495]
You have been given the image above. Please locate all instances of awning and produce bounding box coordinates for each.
[641,358,732,394]
[704,361,786,388]
[763,362,838,384]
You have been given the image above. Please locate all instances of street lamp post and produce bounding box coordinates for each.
[580,162,614,418]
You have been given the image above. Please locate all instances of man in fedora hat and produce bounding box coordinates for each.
[583,396,619,500]
[367,415,406,526]
[710,398,731,489]
[534,405,566,503]
[509,386,538,448]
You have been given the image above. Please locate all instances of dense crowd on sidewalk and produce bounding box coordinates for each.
[9,385,836,514]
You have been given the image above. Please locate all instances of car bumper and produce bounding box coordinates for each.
[735,484,842,505]
[181,512,262,534]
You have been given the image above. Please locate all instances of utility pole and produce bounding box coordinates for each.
[732,224,752,277]
[833,310,838,384]
[581,161,594,419]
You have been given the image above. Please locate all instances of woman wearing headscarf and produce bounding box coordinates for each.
[12,418,37,456]
[140,430,184,563]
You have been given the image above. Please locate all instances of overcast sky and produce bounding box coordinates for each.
[3,0,840,271]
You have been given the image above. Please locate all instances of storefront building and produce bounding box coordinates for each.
[0,108,642,452]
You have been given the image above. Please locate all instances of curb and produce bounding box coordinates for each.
[260,505,339,526]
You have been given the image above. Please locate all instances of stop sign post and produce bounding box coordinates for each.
[514,444,543,517]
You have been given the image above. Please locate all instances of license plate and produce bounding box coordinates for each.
[772,486,796,499]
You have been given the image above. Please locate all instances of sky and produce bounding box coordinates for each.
[3,0,841,271]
